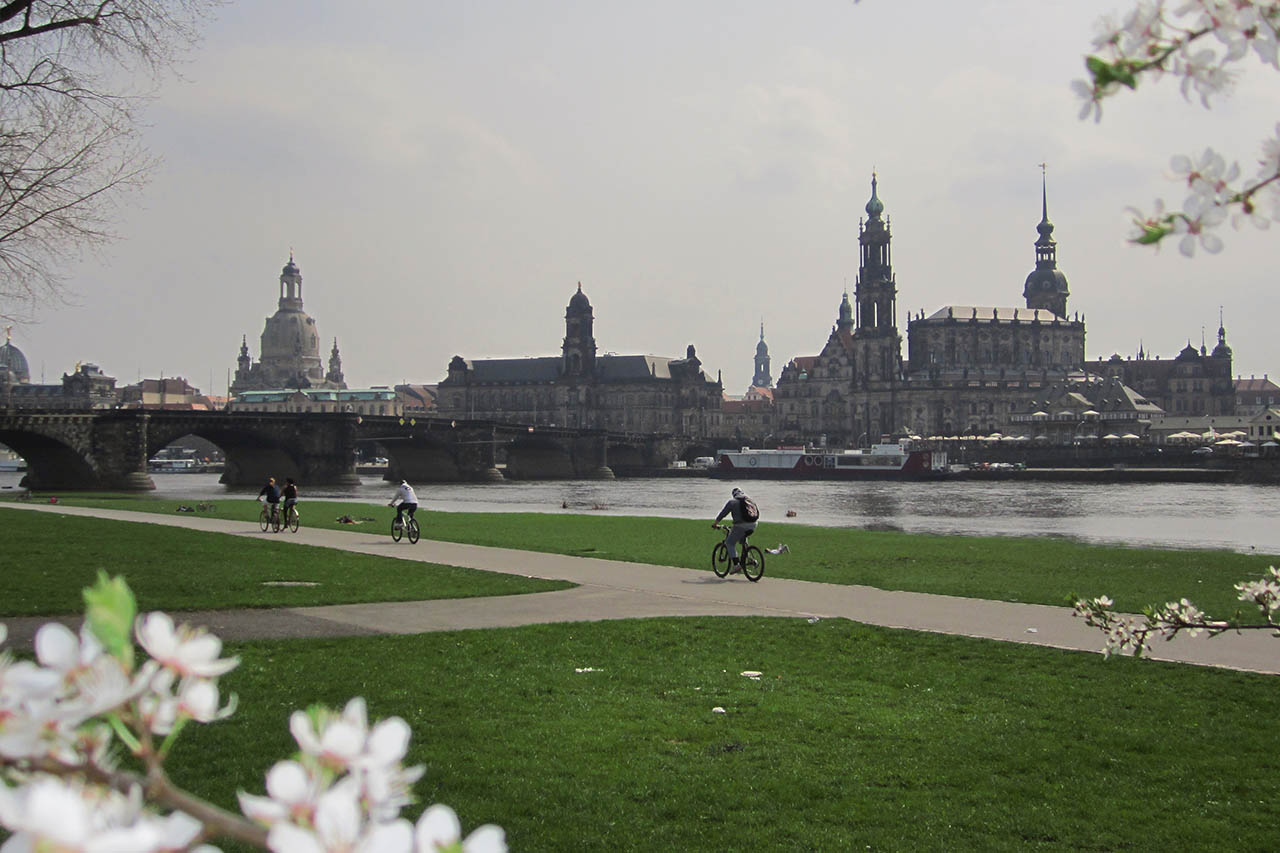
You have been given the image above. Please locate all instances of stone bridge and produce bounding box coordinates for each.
[0,410,718,490]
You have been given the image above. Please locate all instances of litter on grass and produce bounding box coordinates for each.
[574,667,602,673]
[262,581,320,587]
[711,707,726,714]
[740,670,762,680]
[766,544,790,555]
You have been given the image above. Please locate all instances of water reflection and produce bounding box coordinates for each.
[3,471,1278,555]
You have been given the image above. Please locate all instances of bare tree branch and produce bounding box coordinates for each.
[0,0,220,321]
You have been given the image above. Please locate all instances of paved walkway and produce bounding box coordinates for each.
[5,502,1278,675]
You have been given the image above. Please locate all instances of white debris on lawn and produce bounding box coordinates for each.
[766,544,790,555]
[574,667,602,673]
[711,707,726,714]
[740,670,762,680]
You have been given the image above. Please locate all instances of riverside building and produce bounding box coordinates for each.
[773,174,1157,444]
[436,284,723,437]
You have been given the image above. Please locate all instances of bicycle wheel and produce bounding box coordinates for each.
[407,517,420,544]
[742,545,765,582]
[711,542,730,578]
[287,506,299,533]
[258,507,270,532]
[270,510,282,533]
[391,518,403,542]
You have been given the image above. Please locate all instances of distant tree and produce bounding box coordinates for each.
[0,0,217,320]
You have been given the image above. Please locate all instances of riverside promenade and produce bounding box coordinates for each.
[6,502,1278,676]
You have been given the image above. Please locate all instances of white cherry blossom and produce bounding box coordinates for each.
[135,612,239,680]
[415,804,507,853]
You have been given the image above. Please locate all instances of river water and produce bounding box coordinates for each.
[4,470,1278,555]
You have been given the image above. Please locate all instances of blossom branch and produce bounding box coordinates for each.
[25,753,269,848]
[1074,565,1280,657]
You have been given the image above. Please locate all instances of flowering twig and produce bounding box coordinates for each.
[1074,565,1280,658]
[1073,1,1280,254]
[1,574,506,852]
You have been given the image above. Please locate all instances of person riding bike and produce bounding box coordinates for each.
[257,477,282,524]
[389,480,418,526]
[713,487,759,574]
[281,478,299,520]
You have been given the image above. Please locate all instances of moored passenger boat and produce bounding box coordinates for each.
[714,442,950,479]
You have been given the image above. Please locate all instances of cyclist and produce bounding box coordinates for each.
[712,487,759,573]
[389,479,418,526]
[257,476,281,525]
[281,477,299,522]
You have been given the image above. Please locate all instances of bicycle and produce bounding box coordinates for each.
[258,502,281,533]
[711,524,764,582]
[283,503,300,533]
[391,511,420,544]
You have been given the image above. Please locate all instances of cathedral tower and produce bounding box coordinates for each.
[855,174,897,336]
[1023,171,1070,317]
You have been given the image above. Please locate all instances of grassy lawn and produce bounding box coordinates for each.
[166,617,1280,852]
[25,494,1279,615]
[0,506,570,616]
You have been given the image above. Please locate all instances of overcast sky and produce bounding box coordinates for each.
[10,1,1279,395]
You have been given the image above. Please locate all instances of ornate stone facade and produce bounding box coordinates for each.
[775,175,1126,444]
[436,284,723,437]
[6,362,117,410]
[1085,322,1235,417]
[231,256,347,393]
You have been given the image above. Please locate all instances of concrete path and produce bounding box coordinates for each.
[5,502,1277,676]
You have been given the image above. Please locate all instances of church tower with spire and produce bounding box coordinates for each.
[1023,170,1070,317]
[853,175,904,385]
[854,174,898,339]
[848,174,906,439]
[752,322,772,388]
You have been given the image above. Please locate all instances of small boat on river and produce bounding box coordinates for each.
[714,442,951,480]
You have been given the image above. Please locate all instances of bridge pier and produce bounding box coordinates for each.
[94,412,156,491]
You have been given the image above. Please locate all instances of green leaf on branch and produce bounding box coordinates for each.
[84,571,136,670]
[1131,224,1170,246]
[1086,55,1138,90]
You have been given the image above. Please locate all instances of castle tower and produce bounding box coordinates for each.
[1023,170,1070,317]
[752,322,773,387]
[562,282,597,377]
[1211,308,1232,360]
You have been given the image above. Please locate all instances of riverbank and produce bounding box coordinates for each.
[10,503,1280,849]
[16,496,1275,616]
[8,502,1280,849]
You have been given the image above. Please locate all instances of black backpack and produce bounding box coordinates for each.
[740,496,759,522]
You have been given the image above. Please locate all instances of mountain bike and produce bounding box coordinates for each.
[283,503,300,533]
[258,502,281,533]
[391,512,420,544]
[711,524,764,582]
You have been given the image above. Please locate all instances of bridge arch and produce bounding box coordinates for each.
[0,421,99,489]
